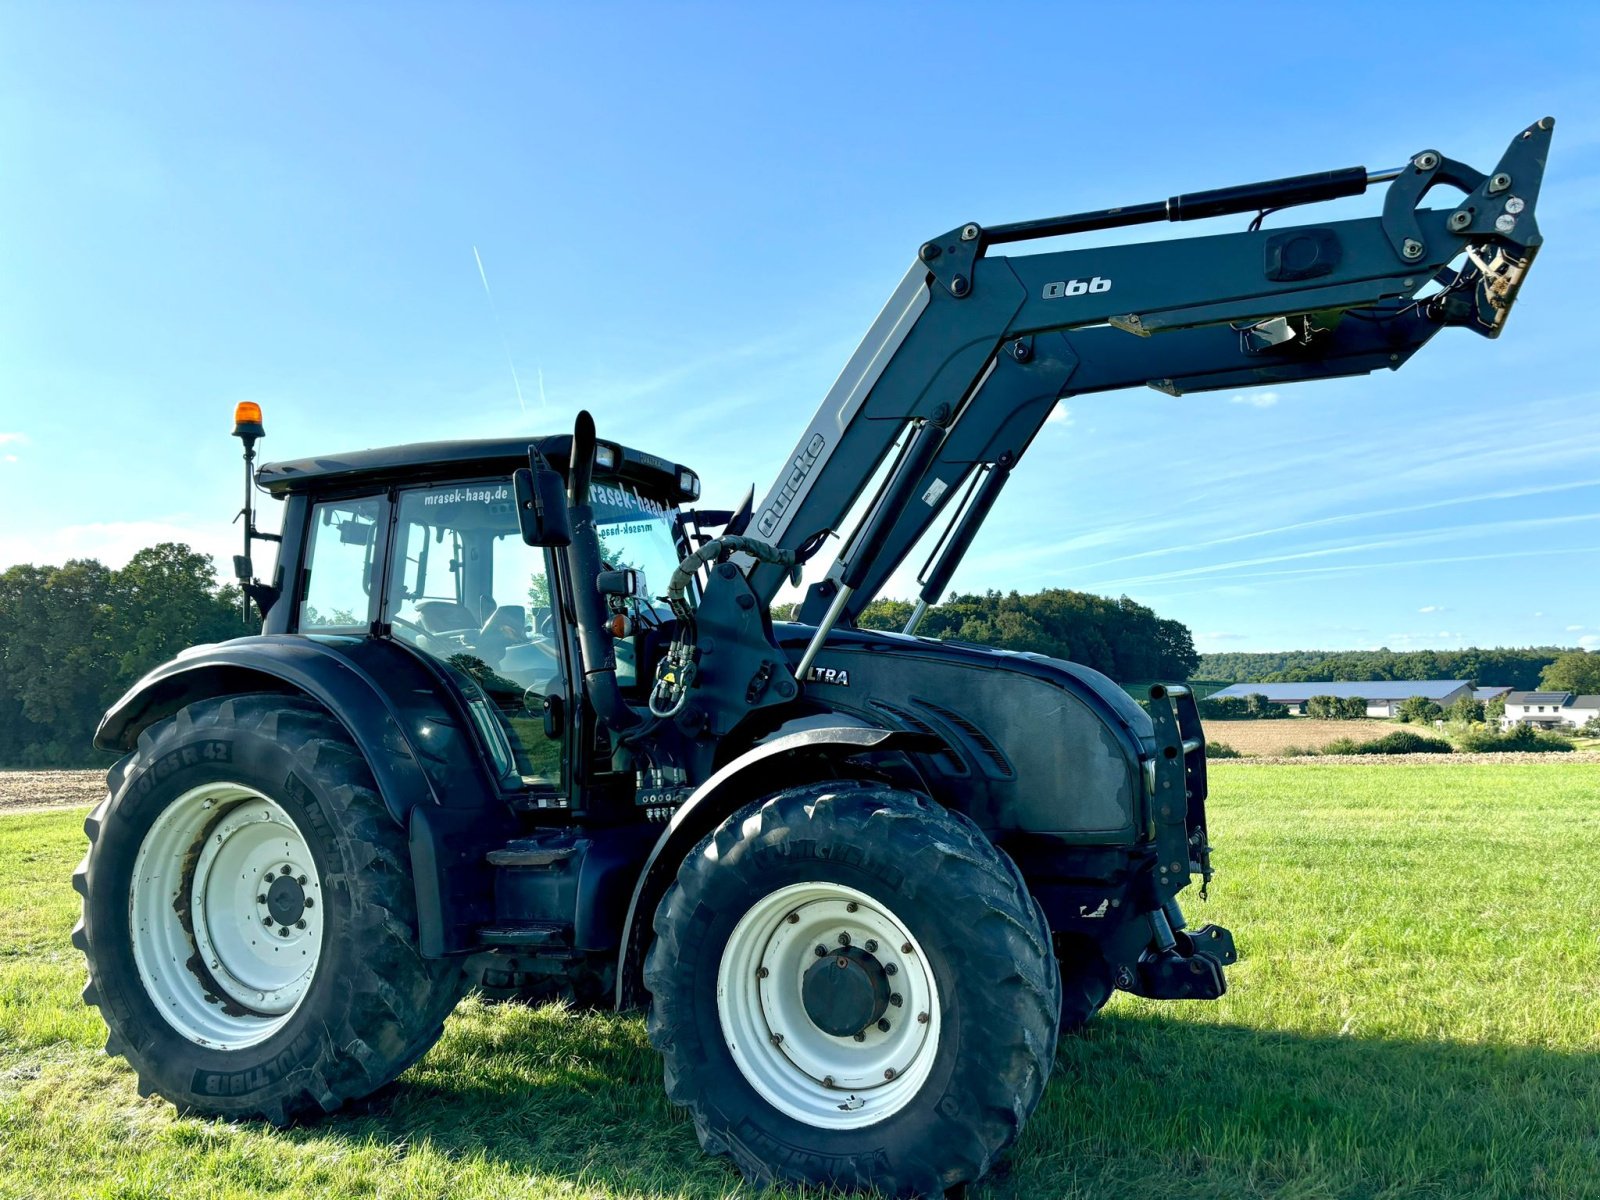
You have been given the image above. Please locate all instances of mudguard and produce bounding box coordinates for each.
[95,635,517,956]
[613,725,940,1008]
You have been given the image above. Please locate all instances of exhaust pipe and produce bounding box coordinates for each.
[565,410,641,733]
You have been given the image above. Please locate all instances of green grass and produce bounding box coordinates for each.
[3,763,1598,1198]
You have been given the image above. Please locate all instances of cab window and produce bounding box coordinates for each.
[385,481,564,790]
[299,498,381,631]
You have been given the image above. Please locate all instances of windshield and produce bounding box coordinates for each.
[588,481,681,589]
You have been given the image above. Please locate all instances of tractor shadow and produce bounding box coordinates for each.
[286,1001,1600,1199]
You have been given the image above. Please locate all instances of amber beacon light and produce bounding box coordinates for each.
[232,401,265,443]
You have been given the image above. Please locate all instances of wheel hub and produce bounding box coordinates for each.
[801,946,890,1037]
[265,872,307,927]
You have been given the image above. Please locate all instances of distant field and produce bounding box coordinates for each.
[3,762,1599,1199]
[1205,718,1381,756]
[0,769,103,812]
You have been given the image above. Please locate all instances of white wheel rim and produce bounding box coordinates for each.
[716,881,941,1129]
[130,782,324,1048]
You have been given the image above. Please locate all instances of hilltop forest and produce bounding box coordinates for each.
[1197,648,1569,691]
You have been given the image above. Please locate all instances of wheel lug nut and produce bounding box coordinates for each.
[786,912,799,924]
[901,942,912,954]
[917,1012,929,1024]
[877,1019,891,1032]
[296,920,307,930]
[281,865,292,876]
[846,901,858,912]
[837,931,851,946]
[884,963,898,976]
[889,993,902,1007]
[770,1033,783,1046]
[278,926,290,938]
[257,894,267,904]
[815,945,829,957]
[297,875,307,885]
[884,1068,897,1080]
[262,917,273,927]
[756,966,769,979]
[864,939,878,953]
[853,1031,865,1042]
[303,898,314,909]
[822,1075,835,1088]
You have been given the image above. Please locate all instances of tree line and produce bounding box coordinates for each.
[827,588,1199,682]
[0,545,245,766]
[1197,647,1571,691]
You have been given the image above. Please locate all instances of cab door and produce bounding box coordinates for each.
[383,479,575,805]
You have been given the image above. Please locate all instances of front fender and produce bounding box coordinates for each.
[613,725,941,1008]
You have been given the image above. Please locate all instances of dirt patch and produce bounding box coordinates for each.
[0,770,104,813]
[1205,719,1387,757]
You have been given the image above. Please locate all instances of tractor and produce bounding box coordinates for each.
[73,119,1550,1195]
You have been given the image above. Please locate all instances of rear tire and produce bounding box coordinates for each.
[72,694,467,1124]
[645,780,1059,1197]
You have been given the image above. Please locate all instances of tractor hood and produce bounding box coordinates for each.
[773,622,1156,844]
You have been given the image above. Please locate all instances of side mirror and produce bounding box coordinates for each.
[596,568,650,601]
[514,452,572,547]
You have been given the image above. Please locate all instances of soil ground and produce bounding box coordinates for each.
[0,769,104,813]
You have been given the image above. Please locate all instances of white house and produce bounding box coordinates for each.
[1500,691,1600,730]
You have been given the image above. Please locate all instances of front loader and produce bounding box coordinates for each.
[73,119,1551,1196]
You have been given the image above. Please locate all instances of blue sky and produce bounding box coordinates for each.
[2,4,1596,653]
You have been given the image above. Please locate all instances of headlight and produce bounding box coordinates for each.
[678,468,701,500]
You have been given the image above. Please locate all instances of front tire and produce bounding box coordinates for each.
[72,694,467,1124]
[645,781,1059,1197]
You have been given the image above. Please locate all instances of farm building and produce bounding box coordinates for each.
[1208,680,1474,717]
[1500,691,1600,730]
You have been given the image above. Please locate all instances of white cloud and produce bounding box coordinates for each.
[1581,635,1600,651]
[1418,604,1444,613]
[0,433,26,446]
[1535,611,1545,618]
[1,455,16,464]
[1567,624,1586,632]
[1046,403,1074,427]
[1229,390,1279,408]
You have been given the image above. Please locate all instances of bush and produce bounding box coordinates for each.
[1199,693,1288,720]
[1206,741,1241,759]
[1456,725,1576,753]
[1321,730,1453,755]
[1275,744,1321,758]
[1396,696,1445,724]
[1336,696,1368,720]
[1305,694,1338,719]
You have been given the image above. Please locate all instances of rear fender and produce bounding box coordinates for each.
[613,726,940,1008]
[95,636,515,956]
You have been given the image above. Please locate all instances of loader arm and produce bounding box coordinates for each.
[743,118,1552,642]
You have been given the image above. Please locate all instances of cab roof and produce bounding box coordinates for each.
[256,434,693,501]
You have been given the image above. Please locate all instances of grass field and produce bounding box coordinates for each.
[3,763,1599,1199]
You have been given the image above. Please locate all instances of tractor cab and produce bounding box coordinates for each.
[253,432,700,797]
